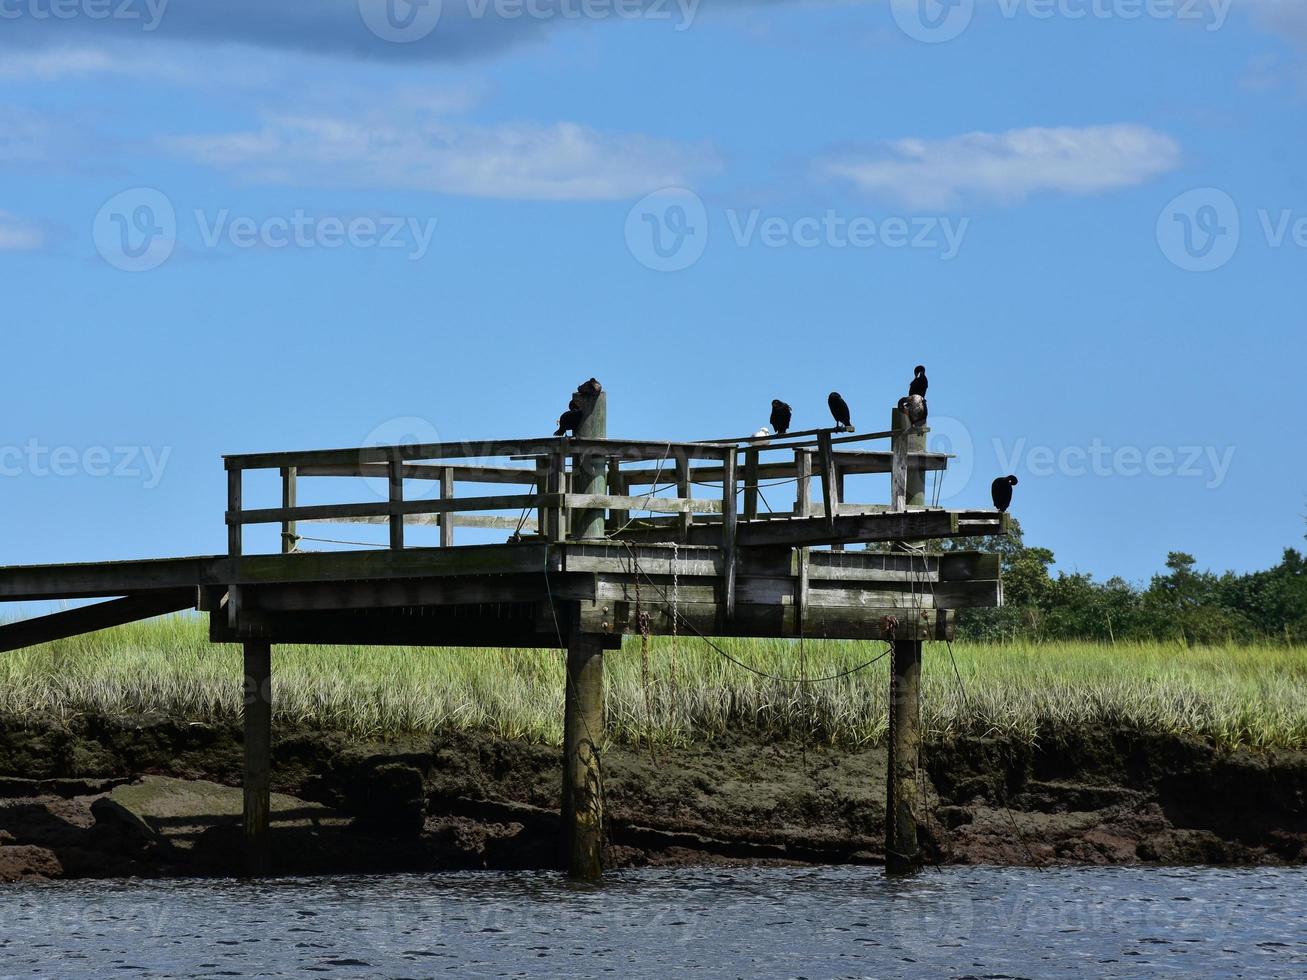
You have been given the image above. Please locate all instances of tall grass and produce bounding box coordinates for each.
[0,616,1304,751]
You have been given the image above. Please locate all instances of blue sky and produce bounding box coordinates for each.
[1,0,1304,584]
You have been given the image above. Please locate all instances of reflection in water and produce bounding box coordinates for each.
[0,866,1304,978]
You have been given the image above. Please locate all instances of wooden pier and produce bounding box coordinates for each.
[0,385,1006,878]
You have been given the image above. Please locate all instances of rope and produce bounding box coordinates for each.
[294,534,388,549]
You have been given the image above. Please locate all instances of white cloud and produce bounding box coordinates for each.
[819,124,1181,209]
[0,212,47,251]
[0,47,124,80]
[165,106,719,201]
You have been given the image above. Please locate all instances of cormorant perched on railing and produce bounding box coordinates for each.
[991,475,1018,512]
[770,399,792,436]
[898,394,928,428]
[909,365,928,398]
[555,395,583,436]
[828,392,853,431]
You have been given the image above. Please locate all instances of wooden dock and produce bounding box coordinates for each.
[0,384,1007,878]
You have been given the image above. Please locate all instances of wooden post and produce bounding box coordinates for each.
[226,466,243,558]
[817,431,838,529]
[675,454,692,542]
[607,459,628,535]
[569,389,607,541]
[243,638,272,877]
[885,637,922,876]
[280,466,297,555]
[562,632,605,880]
[388,460,404,551]
[439,467,454,548]
[721,449,738,620]
[795,449,811,634]
[886,402,927,875]
[743,448,759,521]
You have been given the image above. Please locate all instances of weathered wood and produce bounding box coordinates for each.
[743,449,759,521]
[564,493,719,515]
[563,632,605,880]
[243,638,272,877]
[231,492,560,527]
[570,390,608,541]
[436,467,453,548]
[0,592,195,653]
[280,467,297,555]
[249,573,595,612]
[736,510,960,548]
[886,638,922,876]
[388,460,405,551]
[226,437,725,472]
[298,462,539,485]
[303,513,539,531]
[579,599,951,641]
[676,457,692,542]
[607,459,629,533]
[817,431,838,532]
[227,468,242,558]
[234,543,559,585]
[795,449,811,633]
[0,556,228,601]
[721,451,738,619]
[622,451,949,486]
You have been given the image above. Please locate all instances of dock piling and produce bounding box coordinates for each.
[562,632,606,880]
[242,638,272,877]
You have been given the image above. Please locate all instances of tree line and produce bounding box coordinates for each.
[941,520,1307,645]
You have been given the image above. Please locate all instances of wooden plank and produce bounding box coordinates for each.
[0,556,228,602]
[249,573,595,612]
[388,460,404,551]
[225,437,726,471]
[232,542,557,586]
[578,599,951,642]
[440,467,455,547]
[736,510,960,548]
[231,492,561,527]
[243,638,272,877]
[795,449,811,634]
[607,459,628,534]
[299,514,538,531]
[622,452,949,486]
[563,493,720,515]
[298,463,539,485]
[0,591,195,653]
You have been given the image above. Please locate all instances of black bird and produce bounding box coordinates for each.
[770,399,792,436]
[898,395,928,428]
[909,364,928,398]
[828,392,853,431]
[555,408,583,436]
[991,475,1018,512]
[577,377,603,396]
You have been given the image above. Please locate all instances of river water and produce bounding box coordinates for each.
[1,866,1303,978]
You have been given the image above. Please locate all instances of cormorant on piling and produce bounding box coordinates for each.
[909,365,928,398]
[770,399,792,436]
[898,394,928,428]
[577,378,603,396]
[991,475,1018,512]
[827,392,853,432]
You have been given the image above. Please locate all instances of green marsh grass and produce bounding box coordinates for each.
[1,616,1304,751]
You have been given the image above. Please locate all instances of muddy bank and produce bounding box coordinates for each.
[0,715,1303,881]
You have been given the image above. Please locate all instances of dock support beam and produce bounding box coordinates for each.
[562,632,605,880]
[885,637,922,875]
[243,638,272,877]
[886,401,927,875]
[570,386,607,541]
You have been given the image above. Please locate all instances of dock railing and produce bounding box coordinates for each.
[223,423,949,559]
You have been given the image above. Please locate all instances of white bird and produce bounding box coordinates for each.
[752,426,772,444]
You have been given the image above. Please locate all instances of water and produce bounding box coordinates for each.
[1,867,1304,979]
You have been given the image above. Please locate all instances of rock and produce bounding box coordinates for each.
[0,844,62,882]
[91,775,348,852]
